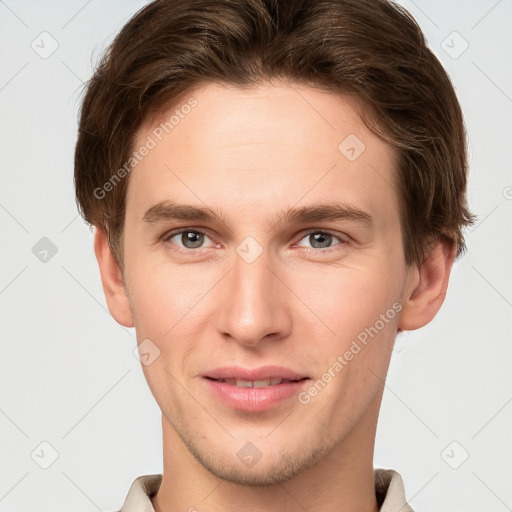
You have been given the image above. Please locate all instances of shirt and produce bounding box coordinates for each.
[117,468,414,511]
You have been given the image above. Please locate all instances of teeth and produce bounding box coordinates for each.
[218,378,286,387]
[237,379,256,388]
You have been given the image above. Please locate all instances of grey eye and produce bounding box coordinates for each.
[296,231,343,249]
[179,231,205,249]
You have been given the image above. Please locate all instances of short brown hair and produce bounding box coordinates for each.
[74,0,475,269]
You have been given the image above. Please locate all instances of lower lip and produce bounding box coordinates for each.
[203,378,310,412]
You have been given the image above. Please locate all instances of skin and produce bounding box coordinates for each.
[94,82,456,512]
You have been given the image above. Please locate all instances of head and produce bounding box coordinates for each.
[74,0,474,486]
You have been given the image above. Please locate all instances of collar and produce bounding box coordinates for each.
[118,468,413,511]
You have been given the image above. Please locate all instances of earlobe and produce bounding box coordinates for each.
[93,226,134,328]
[398,238,457,331]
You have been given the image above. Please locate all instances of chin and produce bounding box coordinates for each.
[186,438,327,487]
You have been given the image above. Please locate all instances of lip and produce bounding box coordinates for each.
[202,366,310,412]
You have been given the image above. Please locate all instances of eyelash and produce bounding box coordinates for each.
[162,228,349,254]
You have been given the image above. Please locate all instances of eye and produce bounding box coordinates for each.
[163,229,216,250]
[295,230,347,250]
[162,228,348,253]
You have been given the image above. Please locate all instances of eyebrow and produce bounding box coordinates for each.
[142,200,373,227]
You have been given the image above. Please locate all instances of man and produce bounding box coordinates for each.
[74,0,475,510]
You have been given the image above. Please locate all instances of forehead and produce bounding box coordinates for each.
[127,82,399,227]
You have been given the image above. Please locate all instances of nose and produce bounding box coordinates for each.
[214,244,292,348]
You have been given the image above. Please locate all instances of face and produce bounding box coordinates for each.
[119,82,414,485]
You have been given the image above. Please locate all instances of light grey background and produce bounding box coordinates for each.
[0,1,511,511]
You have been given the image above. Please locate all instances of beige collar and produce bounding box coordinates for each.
[118,468,413,512]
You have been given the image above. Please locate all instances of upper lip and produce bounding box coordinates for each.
[203,365,308,381]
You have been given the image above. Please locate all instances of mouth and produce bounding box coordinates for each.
[201,367,311,412]
[204,376,309,388]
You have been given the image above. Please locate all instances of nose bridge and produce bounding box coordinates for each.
[215,240,291,346]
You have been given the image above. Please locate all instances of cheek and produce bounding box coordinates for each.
[125,256,217,394]
[127,254,208,332]
[297,266,401,420]
[291,254,405,401]
[296,260,404,340]
[126,261,206,410]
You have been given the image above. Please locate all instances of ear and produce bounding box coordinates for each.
[93,226,134,328]
[398,238,457,331]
